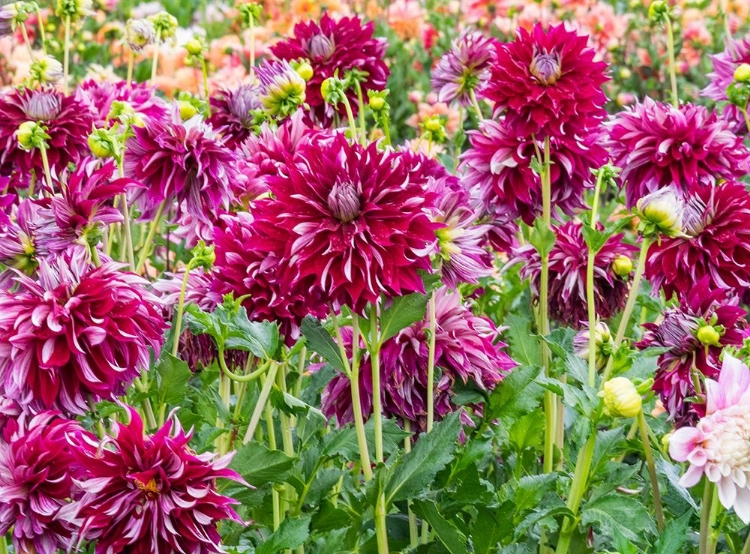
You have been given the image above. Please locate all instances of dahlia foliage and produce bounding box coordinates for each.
[0,1,749,553]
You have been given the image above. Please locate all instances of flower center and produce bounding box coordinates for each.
[327,181,361,223]
[135,477,161,499]
[529,49,562,85]
[701,407,750,471]
[24,92,62,122]
[308,34,334,60]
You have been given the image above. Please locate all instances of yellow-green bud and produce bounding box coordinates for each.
[369,95,385,111]
[734,63,750,84]
[125,18,155,51]
[598,377,642,418]
[185,38,203,56]
[148,11,178,40]
[56,0,92,19]
[696,325,722,347]
[179,101,198,120]
[618,68,631,80]
[88,131,114,158]
[661,430,673,452]
[636,187,684,238]
[320,78,334,103]
[611,255,633,277]
[294,61,313,81]
[423,116,443,133]
[30,55,64,84]
[16,121,49,151]
[648,0,668,22]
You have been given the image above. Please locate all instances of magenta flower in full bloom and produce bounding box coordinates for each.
[0,411,82,554]
[483,23,609,136]
[637,279,747,426]
[63,408,245,554]
[253,134,438,313]
[702,37,750,135]
[208,84,261,149]
[670,354,750,523]
[461,118,608,224]
[646,182,750,299]
[605,98,750,208]
[271,13,389,126]
[514,221,637,328]
[0,254,166,414]
[75,79,169,126]
[431,30,497,106]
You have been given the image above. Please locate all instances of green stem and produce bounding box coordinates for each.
[127,48,135,86]
[375,493,390,554]
[249,18,255,79]
[243,362,280,445]
[150,28,162,83]
[700,482,720,554]
[39,145,54,193]
[555,432,597,554]
[90,245,102,267]
[171,265,191,357]
[341,95,361,145]
[426,290,437,433]
[20,23,34,60]
[720,0,735,57]
[404,421,418,548]
[355,80,367,143]
[741,107,750,136]
[367,306,384,463]
[0,534,6,554]
[664,16,679,108]
[63,15,71,94]
[586,171,605,387]
[612,238,652,349]
[741,530,750,554]
[278,364,295,528]
[638,411,665,532]
[381,115,392,146]
[265,399,281,530]
[34,4,47,55]
[469,89,483,122]
[201,57,211,116]
[142,397,157,429]
[135,200,167,275]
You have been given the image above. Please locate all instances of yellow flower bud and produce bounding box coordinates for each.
[185,38,203,57]
[88,132,114,158]
[369,95,385,111]
[618,68,631,80]
[696,325,722,346]
[611,255,633,277]
[423,117,443,133]
[598,377,642,418]
[16,121,48,151]
[734,63,750,84]
[179,101,198,120]
[295,61,313,82]
[320,78,334,102]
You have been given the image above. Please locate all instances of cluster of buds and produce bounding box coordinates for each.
[125,18,155,52]
[635,186,685,240]
[28,55,63,85]
[16,121,50,151]
[177,92,208,120]
[238,2,262,28]
[147,11,178,42]
[420,114,448,144]
[56,0,92,20]
[647,0,670,24]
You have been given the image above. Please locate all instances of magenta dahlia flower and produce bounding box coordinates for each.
[0,254,166,414]
[0,411,81,554]
[253,134,438,313]
[0,87,94,182]
[208,84,261,149]
[125,112,237,230]
[75,79,169,126]
[271,13,389,126]
[64,408,245,554]
[209,211,327,345]
[475,201,519,254]
[702,37,750,135]
[637,279,747,426]
[431,30,498,106]
[0,198,55,284]
[461,118,608,224]
[670,354,750,523]
[514,220,637,328]
[482,23,609,136]
[605,98,750,208]
[646,182,750,299]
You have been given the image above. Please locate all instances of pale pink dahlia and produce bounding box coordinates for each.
[514,221,636,327]
[252,134,439,313]
[431,30,498,106]
[702,37,750,135]
[483,23,609,136]
[605,98,750,208]
[461,118,608,224]
[0,412,81,554]
[670,354,750,523]
[0,254,166,414]
[64,408,245,554]
[646,182,750,299]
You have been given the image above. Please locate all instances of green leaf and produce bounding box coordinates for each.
[612,527,639,554]
[485,365,544,425]
[256,515,311,554]
[503,313,541,367]
[412,499,469,554]
[530,219,556,258]
[311,500,351,532]
[378,293,428,343]
[508,412,545,452]
[581,492,655,543]
[512,473,558,514]
[230,442,295,486]
[472,504,514,554]
[655,511,692,554]
[224,310,279,359]
[384,412,461,505]
[301,316,346,372]
[657,459,699,512]
[153,352,192,408]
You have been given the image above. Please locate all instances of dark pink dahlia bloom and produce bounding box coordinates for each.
[461,118,608,224]
[514,221,637,328]
[0,255,166,414]
[125,113,237,231]
[605,98,750,208]
[431,30,498,106]
[63,408,244,554]
[637,279,747,426]
[209,211,327,345]
[0,411,82,554]
[0,87,94,182]
[271,13,388,127]
[208,84,261,149]
[475,201,518,254]
[75,79,169,126]
[0,198,54,283]
[646,182,750,299]
[702,37,750,135]
[483,23,609,136]
[253,134,439,313]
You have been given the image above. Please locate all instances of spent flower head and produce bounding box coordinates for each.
[29,55,63,85]
[56,0,92,18]
[124,18,155,51]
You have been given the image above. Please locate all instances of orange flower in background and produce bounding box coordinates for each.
[406,99,461,134]
[387,0,427,41]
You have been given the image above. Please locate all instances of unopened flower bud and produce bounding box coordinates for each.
[648,0,668,22]
[636,187,685,238]
[369,95,385,111]
[190,240,215,270]
[16,121,49,151]
[148,11,178,40]
[574,322,614,371]
[696,324,722,347]
[88,129,115,158]
[734,63,750,84]
[291,59,313,81]
[179,101,198,120]
[125,18,155,51]
[29,55,64,84]
[618,68,631,80]
[56,0,92,19]
[185,38,203,57]
[726,81,750,109]
[598,377,642,418]
[611,255,633,277]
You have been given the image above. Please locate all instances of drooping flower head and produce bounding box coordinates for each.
[64,408,245,554]
[514,221,637,328]
[271,13,389,127]
[646,182,750,299]
[125,112,237,232]
[75,79,168,127]
[606,98,750,208]
[482,23,609,136]
[431,30,497,106]
[461,119,608,224]
[0,254,166,414]
[253,134,439,313]
[670,354,750,523]
[0,412,82,554]
[0,87,94,182]
[638,279,747,426]
[208,84,261,149]
[702,37,750,135]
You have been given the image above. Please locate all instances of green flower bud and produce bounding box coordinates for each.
[636,187,684,238]
[190,240,215,270]
[293,60,313,81]
[369,95,385,111]
[88,128,116,158]
[16,121,49,151]
[148,11,178,40]
[185,38,203,57]
[696,324,722,347]
[598,377,642,418]
[618,67,631,80]
[574,322,614,371]
[726,81,750,109]
[238,2,262,27]
[734,63,750,84]
[179,100,198,120]
[56,0,92,19]
[611,255,633,277]
[648,0,668,23]
[107,100,136,124]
